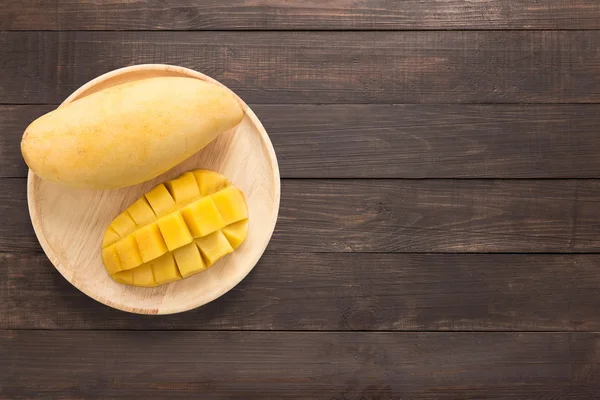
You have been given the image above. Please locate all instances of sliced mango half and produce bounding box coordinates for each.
[102,169,248,287]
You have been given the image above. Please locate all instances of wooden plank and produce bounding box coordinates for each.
[2,178,600,253]
[4,104,600,179]
[0,105,45,178]
[2,331,600,399]
[3,252,600,331]
[3,0,600,30]
[2,31,599,104]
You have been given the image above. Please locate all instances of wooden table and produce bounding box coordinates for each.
[2,1,600,398]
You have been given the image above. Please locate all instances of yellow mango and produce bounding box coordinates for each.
[221,219,249,250]
[132,265,157,288]
[113,269,134,285]
[110,212,137,238]
[211,187,248,225]
[157,212,193,251]
[101,244,123,275]
[114,236,143,271]
[127,197,156,226]
[21,77,244,189]
[132,223,168,263]
[102,169,248,287]
[165,172,200,205]
[173,242,206,278]
[195,231,234,267]
[180,197,224,237]
[194,170,230,196]
[145,184,177,218]
[102,228,121,247]
[150,253,182,285]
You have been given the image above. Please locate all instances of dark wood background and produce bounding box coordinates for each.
[2,1,600,399]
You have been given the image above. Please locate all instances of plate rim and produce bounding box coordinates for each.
[26,64,281,315]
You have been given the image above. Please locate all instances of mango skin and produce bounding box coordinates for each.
[21,77,244,189]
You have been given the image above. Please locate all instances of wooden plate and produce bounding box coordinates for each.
[27,64,280,314]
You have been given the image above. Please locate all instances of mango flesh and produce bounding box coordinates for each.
[21,77,244,189]
[104,170,248,287]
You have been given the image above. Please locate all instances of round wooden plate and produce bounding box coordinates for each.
[27,64,280,314]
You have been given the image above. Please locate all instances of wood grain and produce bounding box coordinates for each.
[275,179,600,253]
[2,330,600,399]
[2,0,599,396]
[4,104,600,179]
[3,0,599,30]
[2,31,599,104]
[4,252,600,331]
[3,178,600,253]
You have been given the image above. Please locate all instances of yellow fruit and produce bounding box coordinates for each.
[102,228,121,247]
[102,169,248,287]
[21,77,244,189]
[132,264,157,288]
[127,197,156,226]
[195,231,234,267]
[180,196,225,237]
[211,186,248,225]
[150,253,182,285]
[101,244,123,275]
[157,211,193,251]
[110,212,137,238]
[221,220,249,250]
[113,269,134,285]
[132,223,168,263]
[145,184,177,218]
[114,236,143,271]
[173,243,206,279]
[165,172,200,205]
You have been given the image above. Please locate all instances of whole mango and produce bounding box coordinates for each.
[21,77,244,189]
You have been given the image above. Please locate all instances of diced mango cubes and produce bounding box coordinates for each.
[102,227,121,247]
[113,269,133,285]
[101,244,123,275]
[127,197,156,226]
[194,169,229,196]
[157,211,193,251]
[180,196,224,237]
[211,187,248,226]
[101,169,248,287]
[110,212,137,237]
[195,231,234,267]
[150,253,181,285]
[132,264,157,287]
[114,235,143,271]
[165,172,200,205]
[173,242,206,278]
[132,223,168,263]
[145,184,177,217]
[221,219,249,250]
